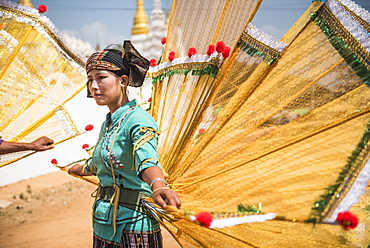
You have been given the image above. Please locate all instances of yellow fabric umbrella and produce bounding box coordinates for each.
[147,0,370,247]
[0,1,88,167]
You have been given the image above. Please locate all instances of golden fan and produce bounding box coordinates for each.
[0,1,89,167]
[146,0,370,247]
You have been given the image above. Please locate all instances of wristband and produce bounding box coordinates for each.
[149,178,169,188]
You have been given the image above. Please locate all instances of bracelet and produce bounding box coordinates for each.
[149,178,169,188]
[152,187,170,194]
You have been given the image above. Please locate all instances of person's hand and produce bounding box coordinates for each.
[152,188,181,210]
[68,163,91,176]
[29,136,54,151]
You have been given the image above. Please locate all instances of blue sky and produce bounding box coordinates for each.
[7,0,370,49]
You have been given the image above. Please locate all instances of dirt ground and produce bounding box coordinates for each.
[0,171,180,248]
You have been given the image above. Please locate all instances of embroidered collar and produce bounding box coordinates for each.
[105,99,138,128]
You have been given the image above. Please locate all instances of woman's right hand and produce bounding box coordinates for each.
[152,188,181,210]
[68,163,91,176]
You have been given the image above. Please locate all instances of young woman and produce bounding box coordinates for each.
[68,41,181,248]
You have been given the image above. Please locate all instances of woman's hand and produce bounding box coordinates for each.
[141,166,181,209]
[152,188,181,209]
[68,163,91,176]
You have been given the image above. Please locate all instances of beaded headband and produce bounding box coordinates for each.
[86,50,124,74]
[85,40,149,97]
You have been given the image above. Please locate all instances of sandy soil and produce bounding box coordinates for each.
[0,171,180,248]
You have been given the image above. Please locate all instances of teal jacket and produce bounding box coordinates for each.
[85,99,161,243]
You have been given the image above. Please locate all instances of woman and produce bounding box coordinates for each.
[68,41,181,248]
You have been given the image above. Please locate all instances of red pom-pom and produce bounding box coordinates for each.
[198,128,205,134]
[222,46,231,58]
[85,124,94,131]
[148,97,152,103]
[49,79,56,85]
[195,212,213,228]
[168,51,175,62]
[51,159,58,165]
[150,59,157,67]
[216,41,225,53]
[336,211,358,230]
[38,5,47,13]
[207,45,215,56]
[161,37,167,45]
[188,47,197,57]
[82,144,89,149]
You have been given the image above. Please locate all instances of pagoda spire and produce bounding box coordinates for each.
[18,0,34,8]
[95,30,101,51]
[131,0,148,35]
[152,0,165,21]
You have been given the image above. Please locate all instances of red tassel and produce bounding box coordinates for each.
[188,47,197,57]
[207,45,215,56]
[336,211,358,230]
[168,51,175,62]
[150,59,157,66]
[51,159,58,165]
[85,124,94,131]
[161,37,167,45]
[222,47,231,58]
[195,212,213,228]
[216,41,225,53]
[82,144,89,149]
[38,5,47,13]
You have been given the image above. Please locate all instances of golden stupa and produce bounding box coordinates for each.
[17,0,34,8]
[131,0,149,35]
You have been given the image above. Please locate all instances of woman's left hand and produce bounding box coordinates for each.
[152,188,181,209]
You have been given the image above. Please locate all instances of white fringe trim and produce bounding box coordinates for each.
[0,0,86,65]
[325,155,370,223]
[189,213,277,229]
[326,0,370,53]
[55,108,79,136]
[339,0,370,23]
[0,29,18,50]
[245,23,287,52]
[148,53,219,73]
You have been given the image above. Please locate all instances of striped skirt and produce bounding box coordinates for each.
[93,229,163,248]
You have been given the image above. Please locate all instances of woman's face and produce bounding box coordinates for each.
[87,69,127,107]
